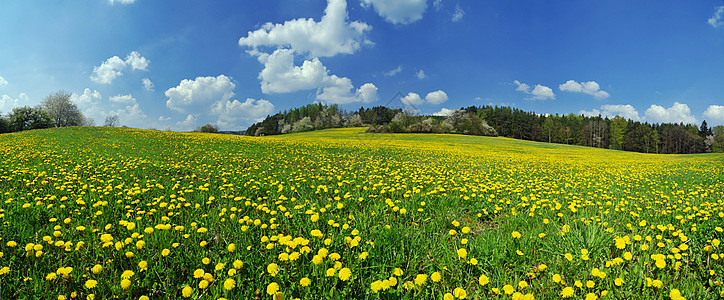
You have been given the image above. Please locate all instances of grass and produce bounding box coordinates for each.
[0,126,722,299]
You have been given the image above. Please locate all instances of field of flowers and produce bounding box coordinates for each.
[0,126,722,299]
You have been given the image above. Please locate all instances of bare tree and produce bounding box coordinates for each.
[104,114,120,127]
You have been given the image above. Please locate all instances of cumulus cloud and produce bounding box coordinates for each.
[425,90,448,104]
[361,0,428,25]
[703,105,724,125]
[109,94,136,105]
[514,80,555,100]
[384,65,402,76]
[0,76,7,87]
[579,104,640,121]
[452,4,464,22]
[0,93,28,113]
[165,75,236,113]
[645,102,698,125]
[72,88,102,107]
[257,49,378,104]
[433,107,456,116]
[142,78,154,91]
[709,6,724,28]
[213,98,275,130]
[417,70,426,79]
[165,75,276,130]
[401,92,423,106]
[239,0,371,57]
[176,114,198,131]
[90,51,150,84]
[559,80,610,99]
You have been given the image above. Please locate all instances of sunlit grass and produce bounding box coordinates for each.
[0,127,722,299]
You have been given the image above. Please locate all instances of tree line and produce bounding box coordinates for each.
[0,90,122,134]
[246,103,724,154]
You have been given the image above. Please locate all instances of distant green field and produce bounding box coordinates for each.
[0,127,722,299]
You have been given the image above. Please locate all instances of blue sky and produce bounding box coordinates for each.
[1,0,724,130]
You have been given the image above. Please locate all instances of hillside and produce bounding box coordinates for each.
[0,127,722,299]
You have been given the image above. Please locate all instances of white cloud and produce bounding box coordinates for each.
[452,4,464,22]
[417,69,426,79]
[109,94,136,105]
[514,80,555,100]
[514,80,531,93]
[559,80,610,99]
[213,98,275,130]
[258,49,328,94]
[401,92,423,106]
[530,85,555,100]
[159,116,171,121]
[709,6,724,28]
[165,75,278,130]
[108,0,135,4]
[176,114,198,131]
[425,90,448,104]
[0,76,7,87]
[355,83,380,103]
[90,56,126,84]
[142,78,154,91]
[384,65,403,76]
[165,75,236,113]
[73,88,102,107]
[601,104,640,121]
[703,105,724,125]
[112,103,147,128]
[0,93,28,113]
[644,102,698,125]
[361,0,427,25]
[257,49,377,104]
[125,51,149,71]
[238,0,371,57]
[579,104,640,121]
[90,51,150,84]
[433,107,455,116]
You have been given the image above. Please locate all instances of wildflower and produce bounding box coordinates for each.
[394,268,403,276]
[444,293,454,300]
[121,279,131,290]
[614,278,624,286]
[560,286,575,298]
[300,277,311,287]
[138,261,148,272]
[478,274,489,286]
[193,269,205,278]
[227,243,236,252]
[223,278,235,291]
[512,231,522,239]
[46,273,57,280]
[266,282,279,296]
[339,268,352,281]
[267,263,279,276]
[233,260,243,269]
[414,274,427,286]
[585,293,597,300]
[121,270,134,279]
[453,287,467,299]
[326,268,336,277]
[503,284,515,295]
[457,248,468,258]
[182,286,193,298]
[85,280,97,289]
